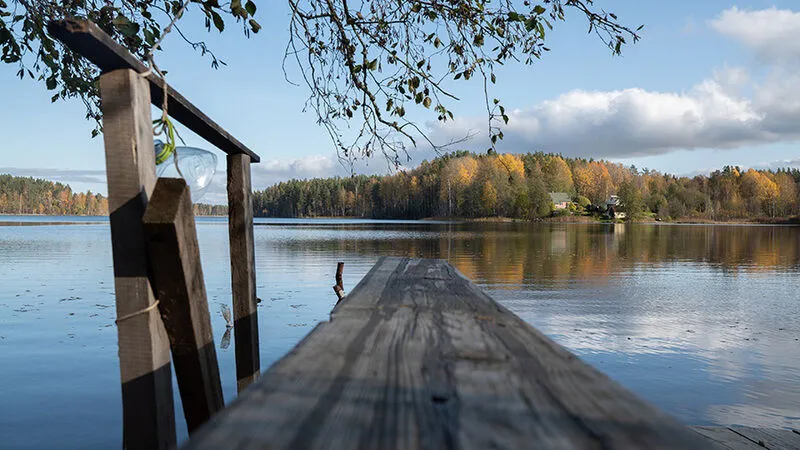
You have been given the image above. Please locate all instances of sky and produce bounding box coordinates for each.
[3,1,800,204]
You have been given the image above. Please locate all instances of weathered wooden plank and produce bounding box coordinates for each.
[47,18,260,162]
[731,426,800,449]
[184,257,712,449]
[99,68,175,449]
[691,427,766,449]
[143,178,224,433]
[227,153,260,392]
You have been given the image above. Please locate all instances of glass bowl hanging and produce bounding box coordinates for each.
[154,140,218,202]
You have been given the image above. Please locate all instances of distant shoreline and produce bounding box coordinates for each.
[1,213,798,226]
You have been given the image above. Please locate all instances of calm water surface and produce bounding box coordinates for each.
[1,217,799,448]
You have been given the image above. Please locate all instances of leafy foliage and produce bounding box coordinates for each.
[287,0,641,162]
[0,173,108,215]
[1,0,638,160]
[0,0,261,134]
[252,153,800,221]
[0,173,227,215]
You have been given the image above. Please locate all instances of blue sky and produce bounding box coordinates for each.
[3,1,800,203]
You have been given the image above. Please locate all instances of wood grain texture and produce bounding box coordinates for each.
[227,153,260,392]
[183,257,712,449]
[692,427,766,449]
[48,18,260,162]
[99,68,175,449]
[143,178,224,433]
[731,426,800,449]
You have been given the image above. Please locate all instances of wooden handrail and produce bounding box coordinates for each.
[47,18,261,163]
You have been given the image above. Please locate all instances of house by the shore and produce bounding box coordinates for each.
[605,195,626,219]
[549,192,571,210]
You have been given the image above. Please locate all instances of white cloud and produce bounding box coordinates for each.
[254,155,338,181]
[0,168,106,185]
[428,7,800,159]
[431,76,778,158]
[200,154,373,204]
[710,7,800,64]
[755,158,800,171]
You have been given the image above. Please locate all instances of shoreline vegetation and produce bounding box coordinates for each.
[1,212,798,226]
[3,151,800,224]
[251,151,800,223]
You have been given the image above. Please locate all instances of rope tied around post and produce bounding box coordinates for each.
[114,300,161,324]
[140,0,191,177]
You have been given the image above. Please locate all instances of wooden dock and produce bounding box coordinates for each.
[44,18,798,450]
[185,257,722,449]
[692,426,800,449]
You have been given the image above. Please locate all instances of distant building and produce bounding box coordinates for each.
[549,192,571,210]
[604,195,626,219]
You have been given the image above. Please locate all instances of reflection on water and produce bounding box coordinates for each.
[0,219,799,448]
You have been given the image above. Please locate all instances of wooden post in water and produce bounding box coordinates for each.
[335,262,344,289]
[99,68,176,449]
[143,178,224,433]
[226,153,260,392]
[333,262,345,303]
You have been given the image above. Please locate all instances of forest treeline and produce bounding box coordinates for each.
[0,174,109,215]
[253,151,800,220]
[0,174,226,216]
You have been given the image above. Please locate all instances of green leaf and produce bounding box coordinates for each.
[491,73,496,84]
[211,11,225,32]
[249,19,261,33]
[423,97,431,108]
[532,5,546,15]
[245,0,257,16]
[113,15,140,38]
[144,29,155,46]
[45,76,56,90]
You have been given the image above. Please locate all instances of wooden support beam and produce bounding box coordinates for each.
[99,68,175,449]
[226,153,260,392]
[143,178,225,433]
[47,18,260,162]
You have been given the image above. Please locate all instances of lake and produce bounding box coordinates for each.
[1,217,799,448]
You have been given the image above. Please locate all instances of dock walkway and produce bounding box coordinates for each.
[184,257,724,449]
[692,426,800,450]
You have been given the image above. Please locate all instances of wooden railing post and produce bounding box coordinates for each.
[226,153,260,392]
[143,178,224,433]
[99,69,176,448]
